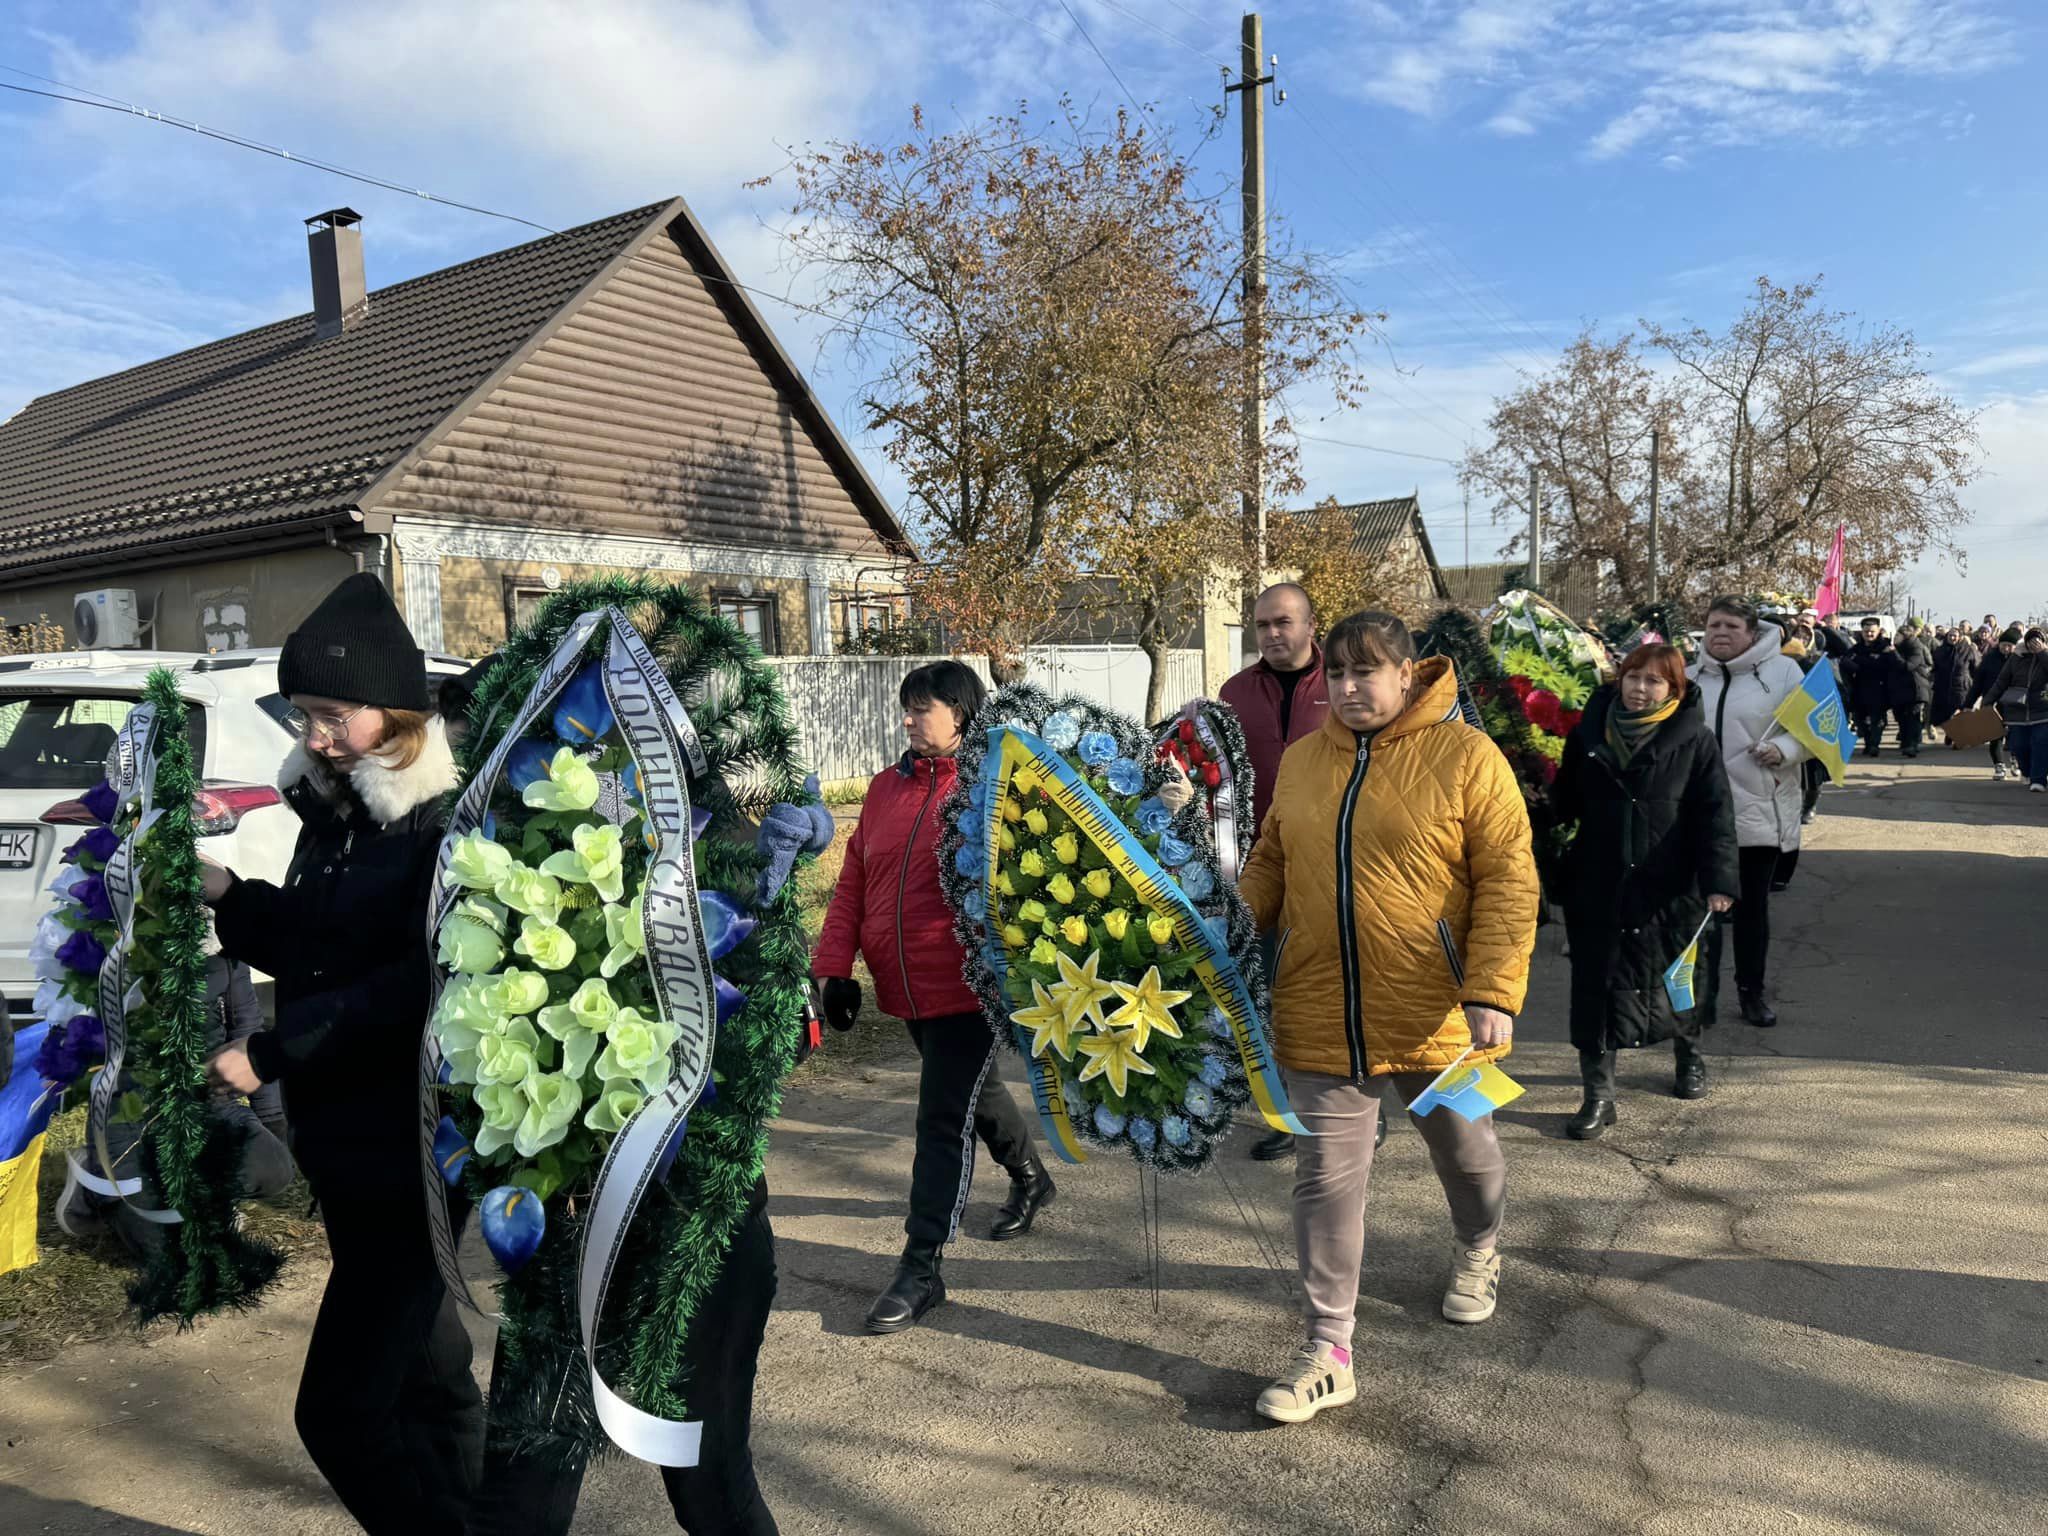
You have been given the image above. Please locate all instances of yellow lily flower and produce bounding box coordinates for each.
[1076,1028,1156,1099]
[1011,980,1081,1060]
[1105,965,1193,1052]
[1048,947,1118,1034]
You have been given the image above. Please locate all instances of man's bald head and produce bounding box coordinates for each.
[1254,583,1317,670]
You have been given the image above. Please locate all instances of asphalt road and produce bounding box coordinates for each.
[4,748,2043,1535]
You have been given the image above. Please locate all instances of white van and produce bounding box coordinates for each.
[0,648,469,1022]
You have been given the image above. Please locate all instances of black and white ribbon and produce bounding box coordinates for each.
[421,607,718,1467]
[80,704,180,1224]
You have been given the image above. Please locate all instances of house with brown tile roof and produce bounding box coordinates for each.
[0,198,913,657]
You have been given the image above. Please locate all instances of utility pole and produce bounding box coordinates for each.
[1647,426,1661,605]
[1527,465,1543,589]
[1462,484,1470,572]
[1226,15,1277,589]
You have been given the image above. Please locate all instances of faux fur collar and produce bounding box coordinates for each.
[278,716,458,828]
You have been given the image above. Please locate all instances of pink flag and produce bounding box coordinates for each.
[1813,525,1846,619]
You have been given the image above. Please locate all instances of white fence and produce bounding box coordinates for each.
[767,646,1205,787]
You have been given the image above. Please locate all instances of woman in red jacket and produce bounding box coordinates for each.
[813,661,1054,1334]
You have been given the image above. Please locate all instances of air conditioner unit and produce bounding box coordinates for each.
[73,588,141,648]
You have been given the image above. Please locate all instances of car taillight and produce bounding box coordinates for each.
[40,798,97,825]
[192,785,283,836]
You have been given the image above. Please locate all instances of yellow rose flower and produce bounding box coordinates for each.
[1029,937,1060,965]
[1042,920,1059,937]
[999,826,1017,853]
[1103,908,1130,940]
[1025,809,1050,837]
[1001,799,1024,824]
[1019,848,1047,878]
[1053,830,1080,866]
[997,871,1018,896]
[1046,872,1077,906]
[1083,868,1114,900]
[1061,915,1090,946]
[1014,769,1041,796]
[1018,899,1049,927]
[1002,924,1029,949]
[1147,913,1175,946]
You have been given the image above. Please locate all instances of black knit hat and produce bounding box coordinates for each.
[278,573,432,711]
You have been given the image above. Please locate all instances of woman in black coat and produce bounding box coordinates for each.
[1552,644,1740,1138]
[1930,632,1979,728]
[203,574,484,1535]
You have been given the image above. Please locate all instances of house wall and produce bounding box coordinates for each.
[371,229,906,657]
[0,544,359,654]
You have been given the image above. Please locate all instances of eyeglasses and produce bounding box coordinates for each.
[285,703,371,743]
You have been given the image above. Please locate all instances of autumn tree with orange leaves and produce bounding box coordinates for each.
[758,101,1370,679]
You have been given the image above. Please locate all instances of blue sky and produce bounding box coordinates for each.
[4,0,2044,621]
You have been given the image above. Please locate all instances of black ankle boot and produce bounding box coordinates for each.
[865,1245,945,1334]
[1566,1096,1617,1140]
[988,1156,1056,1241]
[1250,1129,1296,1161]
[1739,990,1778,1027]
[1674,1055,1708,1100]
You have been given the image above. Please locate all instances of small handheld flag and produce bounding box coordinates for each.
[1409,1047,1526,1123]
[1662,910,1713,1013]
[1772,655,1856,786]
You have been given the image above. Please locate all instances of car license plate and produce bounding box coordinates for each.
[0,827,36,868]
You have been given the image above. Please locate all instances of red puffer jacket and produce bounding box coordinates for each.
[811,752,980,1021]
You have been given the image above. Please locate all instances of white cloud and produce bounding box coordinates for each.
[1909,388,2048,621]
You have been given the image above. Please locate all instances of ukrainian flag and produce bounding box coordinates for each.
[1772,657,1856,785]
[1663,912,1712,1012]
[1410,1050,1525,1123]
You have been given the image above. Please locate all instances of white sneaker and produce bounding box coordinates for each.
[1993,765,2009,780]
[2031,783,2044,794]
[1443,1246,1500,1324]
[1254,1341,1356,1423]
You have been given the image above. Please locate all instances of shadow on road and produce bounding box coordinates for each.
[0,1495,198,1534]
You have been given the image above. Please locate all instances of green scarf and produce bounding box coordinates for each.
[1603,692,1680,768]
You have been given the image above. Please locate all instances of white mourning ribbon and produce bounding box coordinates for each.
[79,703,181,1225]
[421,607,717,1466]
[1187,704,1247,885]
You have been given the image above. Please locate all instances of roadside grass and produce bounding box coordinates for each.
[2,795,907,1365]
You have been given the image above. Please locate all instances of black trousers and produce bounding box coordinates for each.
[1800,757,1826,819]
[1698,845,1779,1017]
[297,1186,485,1536]
[904,1013,1034,1250]
[1894,704,1925,751]
[1580,1040,1700,1097]
[466,1192,780,1536]
[1854,711,1888,754]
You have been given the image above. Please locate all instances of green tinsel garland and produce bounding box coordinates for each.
[127,669,282,1323]
[450,579,810,1455]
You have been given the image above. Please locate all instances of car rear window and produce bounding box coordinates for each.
[0,692,208,789]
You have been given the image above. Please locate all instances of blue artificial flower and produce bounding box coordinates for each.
[34,1028,82,1085]
[1129,1117,1158,1153]
[968,777,992,811]
[1204,1007,1233,1040]
[1198,1054,1228,1088]
[1092,1105,1127,1139]
[1061,1075,1085,1120]
[64,824,120,866]
[432,1116,473,1187]
[958,805,986,841]
[692,803,713,842]
[480,1185,546,1272]
[1180,863,1215,901]
[1135,798,1172,837]
[70,873,115,924]
[1105,758,1143,796]
[1156,833,1193,868]
[506,738,554,793]
[1204,916,1229,948]
[1183,1081,1216,1118]
[1076,731,1118,767]
[553,662,614,745]
[481,812,498,842]
[953,841,985,878]
[715,975,749,1025]
[1162,1115,1191,1147]
[962,889,987,923]
[1042,712,1082,751]
[701,890,758,961]
[654,1114,690,1184]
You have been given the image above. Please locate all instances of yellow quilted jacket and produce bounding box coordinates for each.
[1239,658,1539,1080]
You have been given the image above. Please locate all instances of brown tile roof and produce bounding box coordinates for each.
[0,201,674,576]
[1285,494,1450,597]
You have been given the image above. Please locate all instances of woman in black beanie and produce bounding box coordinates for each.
[203,573,484,1534]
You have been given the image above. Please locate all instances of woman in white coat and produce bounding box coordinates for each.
[1689,597,1808,1028]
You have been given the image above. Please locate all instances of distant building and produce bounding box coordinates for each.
[0,199,912,657]
[1441,561,1605,621]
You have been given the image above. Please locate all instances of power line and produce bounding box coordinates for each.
[0,76,555,234]
[1051,0,1163,134]
[1092,0,1232,68]
[1296,429,1462,466]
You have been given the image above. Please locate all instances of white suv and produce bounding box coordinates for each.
[0,647,470,1021]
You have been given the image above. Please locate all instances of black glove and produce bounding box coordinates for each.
[820,976,862,1032]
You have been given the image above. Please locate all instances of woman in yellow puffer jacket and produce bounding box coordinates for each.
[1239,610,1539,1426]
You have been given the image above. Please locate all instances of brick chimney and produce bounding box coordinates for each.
[306,208,368,339]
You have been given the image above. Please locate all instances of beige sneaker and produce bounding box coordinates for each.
[1254,1341,1356,1424]
[1442,1246,1500,1323]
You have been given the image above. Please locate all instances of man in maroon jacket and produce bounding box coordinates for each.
[1220,583,1334,1161]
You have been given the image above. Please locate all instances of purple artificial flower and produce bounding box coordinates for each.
[70,873,115,924]
[56,927,107,977]
[35,1028,83,1085]
[64,824,121,866]
[79,780,120,824]
[62,1012,106,1063]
